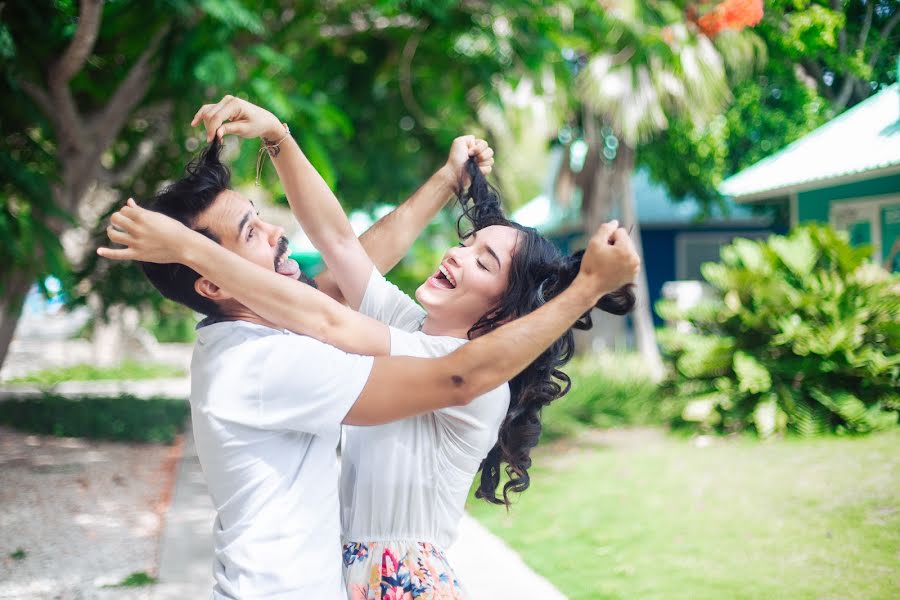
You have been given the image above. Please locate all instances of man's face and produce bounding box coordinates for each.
[193,189,305,280]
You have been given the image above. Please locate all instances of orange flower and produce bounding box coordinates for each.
[692,0,763,37]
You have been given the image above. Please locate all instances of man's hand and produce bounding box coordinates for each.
[577,220,641,300]
[97,199,196,264]
[440,135,494,190]
[192,95,284,143]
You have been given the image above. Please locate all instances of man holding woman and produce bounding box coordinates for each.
[100,96,639,599]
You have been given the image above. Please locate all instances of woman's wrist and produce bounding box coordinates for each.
[569,274,611,307]
[179,230,216,271]
[437,163,459,189]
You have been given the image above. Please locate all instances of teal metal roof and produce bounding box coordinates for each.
[513,168,767,230]
[720,83,900,201]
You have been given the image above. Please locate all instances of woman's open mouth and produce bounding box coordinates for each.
[428,264,456,290]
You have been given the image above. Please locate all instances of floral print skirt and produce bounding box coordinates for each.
[342,540,467,599]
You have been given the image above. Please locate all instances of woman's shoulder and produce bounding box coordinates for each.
[389,329,467,358]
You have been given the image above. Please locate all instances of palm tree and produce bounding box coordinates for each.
[570,0,763,379]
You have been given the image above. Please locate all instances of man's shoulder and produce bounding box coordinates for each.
[194,320,331,359]
[194,321,348,364]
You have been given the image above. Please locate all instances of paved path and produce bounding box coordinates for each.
[153,430,214,600]
[155,426,567,599]
[0,378,191,401]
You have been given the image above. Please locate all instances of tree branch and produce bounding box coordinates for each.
[49,0,103,86]
[856,0,874,52]
[834,75,857,111]
[799,60,831,98]
[866,9,900,71]
[399,26,440,131]
[20,80,55,119]
[92,26,170,149]
[45,0,104,150]
[832,1,882,112]
[97,102,173,186]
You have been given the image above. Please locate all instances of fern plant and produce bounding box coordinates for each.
[657,224,899,437]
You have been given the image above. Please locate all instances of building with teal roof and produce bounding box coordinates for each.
[514,150,779,324]
[720,82,900,272]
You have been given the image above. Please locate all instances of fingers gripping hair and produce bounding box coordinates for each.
[456,157,507,238]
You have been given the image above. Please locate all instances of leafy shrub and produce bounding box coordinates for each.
[657,225,899,437]
[0,394,189,443]
[541,353,666,440]
[142,300,198,343]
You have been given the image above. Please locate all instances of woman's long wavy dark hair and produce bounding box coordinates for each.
[458,158,636,506]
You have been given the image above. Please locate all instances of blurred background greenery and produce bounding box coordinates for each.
[2,0,898,366]
[1,2,898,597]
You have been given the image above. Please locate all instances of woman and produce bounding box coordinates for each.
[103,132,635,599]
[337,159,633,600]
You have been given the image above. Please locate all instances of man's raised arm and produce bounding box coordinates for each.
[192,95,493,308]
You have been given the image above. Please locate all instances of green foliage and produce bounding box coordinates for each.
[141,301,198,343]
[9,548,27,560]
[640,0,897,205]
[7,361,185,386]
[2,0,576,321]
[0,394,189,443]
[540,353,668,440]
[105,572,157,588]
[657,225,900,437]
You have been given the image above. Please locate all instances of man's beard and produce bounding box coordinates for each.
[274,236,318,289]
[297,271,318,288]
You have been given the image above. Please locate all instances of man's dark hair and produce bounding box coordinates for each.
[140,140,230,316]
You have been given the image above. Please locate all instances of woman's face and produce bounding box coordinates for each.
[416,224,520,334]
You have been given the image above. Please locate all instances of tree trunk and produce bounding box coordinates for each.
[2,4,170,373]
[575,113,626,352]
[617,144,666,381]
[0,270,34,371]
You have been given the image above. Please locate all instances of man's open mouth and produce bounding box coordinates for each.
[275,250,300,279]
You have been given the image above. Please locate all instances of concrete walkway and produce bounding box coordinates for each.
[154,426,567,599]
[153,429,215,600]
[0,378,191,401]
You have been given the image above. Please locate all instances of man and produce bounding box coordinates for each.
[99,98,640,599]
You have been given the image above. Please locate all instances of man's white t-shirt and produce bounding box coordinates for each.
[190,320,373,599]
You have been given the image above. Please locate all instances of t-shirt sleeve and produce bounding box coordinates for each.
[358,266,427,332]
[247,334,373,437]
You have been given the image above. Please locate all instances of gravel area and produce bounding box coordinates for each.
[0,426,182,600]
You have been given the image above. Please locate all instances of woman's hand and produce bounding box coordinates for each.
[440,135,494,189]
[192,95,284,142]
[97,199,198,264]
[577,220,641,298]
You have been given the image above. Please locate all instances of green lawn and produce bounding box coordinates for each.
[466,429,900,600]
[6,360,185,386]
